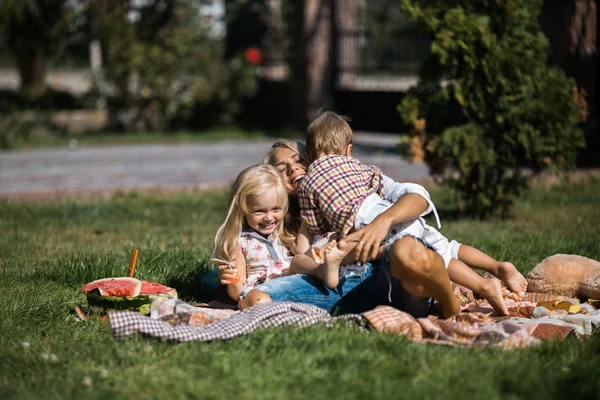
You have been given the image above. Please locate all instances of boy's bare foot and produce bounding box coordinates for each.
[478,278,509,316]
[496,262,527,298]
[320,240,345,289]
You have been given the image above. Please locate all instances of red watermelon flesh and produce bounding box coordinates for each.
[140,280,177,298]
[82,277,142,297]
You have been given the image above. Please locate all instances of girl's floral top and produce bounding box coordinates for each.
[239,229,291,298]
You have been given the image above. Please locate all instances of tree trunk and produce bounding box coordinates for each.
[594,2,600,107]
[15,46,46,90]
[262,0,287,81]
[290,1,310,127]
[336,0,357,89]
[540,0,596,100]
[290,0,332,128]
[540,0,598,165]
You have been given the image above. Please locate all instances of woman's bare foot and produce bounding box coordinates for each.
[319,240,345,289]
[478,278,509,316]
[496,262,527,298]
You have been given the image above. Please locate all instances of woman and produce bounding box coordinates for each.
[218,140,460,318]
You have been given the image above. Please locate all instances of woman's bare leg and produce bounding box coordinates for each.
[239,290,273,310]
[458,245,527,297]
[388,236,460,319]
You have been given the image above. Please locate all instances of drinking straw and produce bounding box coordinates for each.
[128,249,139,277]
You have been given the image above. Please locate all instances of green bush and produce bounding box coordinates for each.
[0,112,56,149]
[397,0,587,218]
[91,0,259,131]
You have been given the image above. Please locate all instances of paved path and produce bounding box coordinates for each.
[0,133,429,199]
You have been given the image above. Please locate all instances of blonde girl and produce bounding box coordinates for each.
[211,164,293,304]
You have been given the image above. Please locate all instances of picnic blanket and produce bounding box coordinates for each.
[109,291,600,349]
[110,301,369,342]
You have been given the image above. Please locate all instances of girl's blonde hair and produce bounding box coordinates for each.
[262,139,307,243]
[213,164,289,261]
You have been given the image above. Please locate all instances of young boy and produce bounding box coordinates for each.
[297,111,527,316]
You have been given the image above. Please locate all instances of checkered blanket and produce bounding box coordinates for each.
[110,302,369,342]
[363,306,540,349]
[109,291,599,349]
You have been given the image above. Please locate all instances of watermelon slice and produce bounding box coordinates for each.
[82,277,177,315]
[140,280,177,297]
[82,277,142,297]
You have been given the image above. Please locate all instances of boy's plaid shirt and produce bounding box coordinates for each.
[299,155,384,236]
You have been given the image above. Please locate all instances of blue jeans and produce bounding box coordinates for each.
[253,261,431,317]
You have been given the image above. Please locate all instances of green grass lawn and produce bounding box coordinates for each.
[1,176,600,399]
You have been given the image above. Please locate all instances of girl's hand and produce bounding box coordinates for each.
[210,258,240,285]
[216,264,240,285]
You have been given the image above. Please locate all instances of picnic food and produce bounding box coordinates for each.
[82,277,177,314]
[228,271,241,285]
[208,257,240,284]
[82,277,142,297]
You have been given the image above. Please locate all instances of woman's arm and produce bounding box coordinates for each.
[381,176,441,227]
[343,177,435,264]
[343,194,427,264]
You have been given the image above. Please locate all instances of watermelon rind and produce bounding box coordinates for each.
[85,288,178,315]
[82,277,142,297]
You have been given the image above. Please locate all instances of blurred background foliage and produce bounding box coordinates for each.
[356,0,429,76]
[89,0,260,131]
[0,0,74,88]
[398,0,587,218]
[0,0,597,217]
[0,0,263,139]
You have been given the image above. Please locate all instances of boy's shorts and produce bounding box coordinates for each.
[359,198,461,268]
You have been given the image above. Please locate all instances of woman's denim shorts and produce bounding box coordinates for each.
[253,260,432,317]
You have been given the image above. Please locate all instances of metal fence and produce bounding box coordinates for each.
[334,0,431,91]
[256,0,431,92]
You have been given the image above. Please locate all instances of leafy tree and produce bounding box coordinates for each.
[89,0,260,131]
[0,0,72,89]
[398,0,587,218]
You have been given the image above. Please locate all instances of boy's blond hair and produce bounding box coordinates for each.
[213,164,289,261]
[306,111,353,163]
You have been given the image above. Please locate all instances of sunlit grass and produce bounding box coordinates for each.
[1,176,599,399]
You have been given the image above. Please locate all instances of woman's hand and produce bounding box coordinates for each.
[341,216,392,265]
[341,192,429,265]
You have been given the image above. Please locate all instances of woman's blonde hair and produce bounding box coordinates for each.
[262,139,307,243]
[263,139,307,165]
[213,164,289,261]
